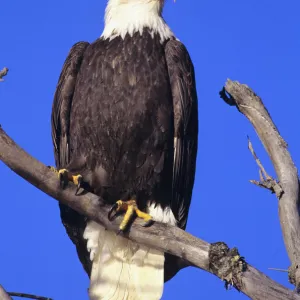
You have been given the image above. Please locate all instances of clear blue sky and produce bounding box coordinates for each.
[1,1,300,299]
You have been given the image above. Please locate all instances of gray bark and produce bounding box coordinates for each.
[221,80,300,289]
[0,125,297,299]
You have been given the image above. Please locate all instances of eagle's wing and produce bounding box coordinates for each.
[165,39,198,230]
[51,41,91,275]
[52,41,90,167]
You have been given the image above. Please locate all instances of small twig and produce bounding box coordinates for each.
[248,136,271,180]
[0,67,9,81]
[7,292,52,300]
[259,169,264,182]
[268,268,289,273]
[247,136,283,198]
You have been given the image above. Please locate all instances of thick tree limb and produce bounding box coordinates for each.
[0,125,299,299]
[221,80,300,289]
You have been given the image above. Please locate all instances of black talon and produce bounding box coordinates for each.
[59,173,64,189]
[108,203,118,221]
[116,229,123,236]
[48,166,58,172]
[59,171,68,189]
[75,176,83,195]
[142,219,154,227]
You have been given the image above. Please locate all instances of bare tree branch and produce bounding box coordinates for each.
[268,268,289,273]
[0,67,8,81]
[221,80,300,289]
[0,285,12,300]
[7,292,52,300]
[0,121,299,298]
[247,137,283,197]
[0,284,52,300]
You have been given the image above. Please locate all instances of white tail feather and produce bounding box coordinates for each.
[84,221,164,300]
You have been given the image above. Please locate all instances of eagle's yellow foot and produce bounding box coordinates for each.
[108,200,154,232]
[48,166,83,195]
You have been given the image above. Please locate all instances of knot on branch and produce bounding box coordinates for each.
[209,242,247,291]
[250,178,283,198]
[288,263,300,292]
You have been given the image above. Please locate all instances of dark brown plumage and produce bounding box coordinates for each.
[51,30,198,281]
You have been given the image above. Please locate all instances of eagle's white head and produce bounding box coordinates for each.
[101,0,174,42]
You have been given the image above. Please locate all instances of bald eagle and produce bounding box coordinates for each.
[51,0,198,299]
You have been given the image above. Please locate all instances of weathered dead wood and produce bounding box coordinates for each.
[0,285,12,300]
[221,80,300,289]
[0,125,299,299]
[0,68,8,81]
[247,137,283,197]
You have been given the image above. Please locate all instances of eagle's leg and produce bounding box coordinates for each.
[48,166,83,195]
[108,200,154,232]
